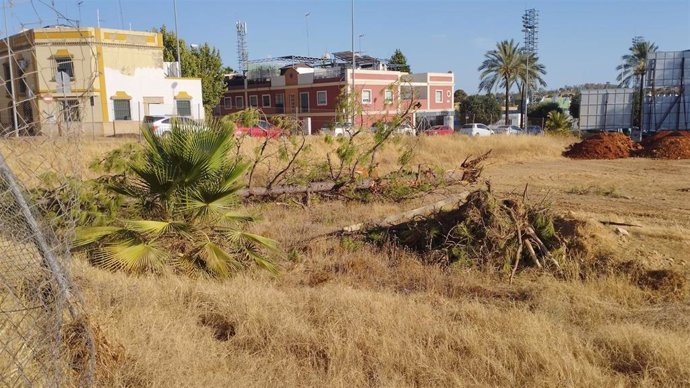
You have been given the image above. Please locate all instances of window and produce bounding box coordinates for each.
[362,89,372,104]
[113,100,131,120]
[276,93,285,112]
[3,63,12,95]
[18,67,27,94]
[176,100,191,117]
[61,99,80,122]
[55,57,74,78]
[249,95,258,107]
[223,97,232,109]
[316,90,327,106]
[299,92,309,112]
[235,96,244,109]
[435,90,443,103]
[384,90,393,103]
[262,94,271,108]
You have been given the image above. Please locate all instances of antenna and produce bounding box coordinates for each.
[522,8,539,56]
[236,21,248,74]
[522,8,539,127]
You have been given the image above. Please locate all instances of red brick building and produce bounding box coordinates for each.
[215,53,454,132]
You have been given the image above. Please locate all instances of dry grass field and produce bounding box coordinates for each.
[3,134,690,387]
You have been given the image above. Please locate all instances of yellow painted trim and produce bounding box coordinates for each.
[174,91,193,100]
[52,48,73,58]
[35,30,94,40]
[95,29,109,122]
[115,33,127,41]
[39,88,100,93]
[157,32,163,47]
[111,91,132,100]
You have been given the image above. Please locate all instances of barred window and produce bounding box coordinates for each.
[61,99,80,122]
[56,57,74,78]
[223,97,232,109]
[176,100,191,117]
[113,100,131,120]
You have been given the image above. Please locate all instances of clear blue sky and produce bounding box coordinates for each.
[5,0,690,93]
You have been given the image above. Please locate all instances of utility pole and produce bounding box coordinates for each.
[351,0,355,125]
[3,0,19,137]
[522,8,538,128]
[173,0,182,77]
[305,12,311,56]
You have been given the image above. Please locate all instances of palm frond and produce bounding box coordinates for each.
[197,241,244,277]
[74,226,124,247]
[123,219,189,236]
[97,241,169,273]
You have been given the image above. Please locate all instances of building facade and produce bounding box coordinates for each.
[0,26,203,137]
[216,57,454,131]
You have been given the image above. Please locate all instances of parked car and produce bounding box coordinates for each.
[525,125,544,135]
[422,125,454,136]
[321,122,355,137]
[494,125,524,135]
[458,123,493,136]
[235,120,283,138]
[143,115,198,137]
[370,122,417,136]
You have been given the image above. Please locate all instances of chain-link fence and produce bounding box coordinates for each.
[1,1,95,386]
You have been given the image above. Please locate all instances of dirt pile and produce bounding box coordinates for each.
[640,131,690,159]
[563,133,641,159]
[564,131,690,160]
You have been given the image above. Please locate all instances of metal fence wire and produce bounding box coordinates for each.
[0,2,96,386]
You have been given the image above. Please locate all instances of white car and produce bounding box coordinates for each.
[458,123,493,137]
[143,115,197,137]
[370,122,416,136]
[322,123,355,137]
[494,125,524,135]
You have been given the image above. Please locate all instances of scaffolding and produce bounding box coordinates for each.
[643,50,690,132]
[579,88,635,130]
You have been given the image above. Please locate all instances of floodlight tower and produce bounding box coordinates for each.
[236,21,249,74]
[522,8,539,127]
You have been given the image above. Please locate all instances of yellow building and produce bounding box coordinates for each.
[0,26,203,137]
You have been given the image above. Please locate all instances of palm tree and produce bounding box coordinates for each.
[616,38,658,128]
[478,39,522,125]
[616,39,658,88]
[75,119,280,277]
[517,51,547,127]
[545,111,572,133]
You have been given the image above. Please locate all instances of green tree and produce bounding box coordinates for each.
[478,40,522,125]
[458,94,502,125]
[222,66,234,74]
[527,101,563,120]
[192,43,225,115]
[75,120,280,277]
[545,111,572,133]
[516,51,547,127]
[616,38,657,128]
[569,92,581,119]
[453,89,467,104]
[158,26,225,116]
[389,49,411,73]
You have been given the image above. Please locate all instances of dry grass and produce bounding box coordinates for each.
[5,134,690,386]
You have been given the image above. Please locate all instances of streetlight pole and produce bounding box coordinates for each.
[305,12,311,56]
[351,0,355,125]
[173,0,182,76]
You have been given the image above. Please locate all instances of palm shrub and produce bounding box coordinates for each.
[545,111,573,134]
[75,120,280,277]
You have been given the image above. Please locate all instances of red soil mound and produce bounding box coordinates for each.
[641,131,690,159]
[563,133,641,159]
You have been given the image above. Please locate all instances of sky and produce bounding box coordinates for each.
[3,0,690,93]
